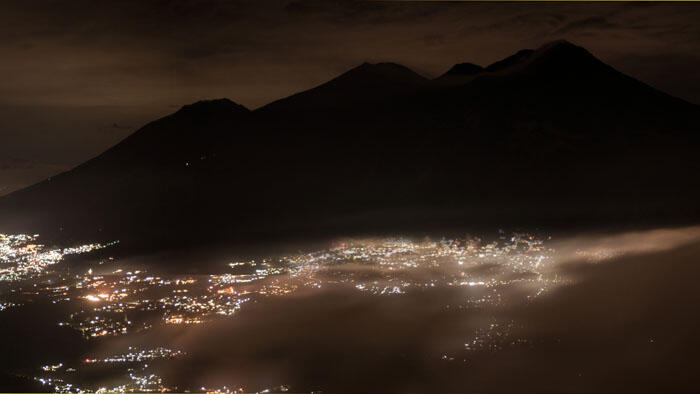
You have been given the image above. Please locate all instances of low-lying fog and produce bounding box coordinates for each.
[3,226,700,393]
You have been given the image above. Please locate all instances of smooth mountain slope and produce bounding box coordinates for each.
[1,40,699,252]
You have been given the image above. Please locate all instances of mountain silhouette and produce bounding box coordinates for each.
[1,40,699,252]
[258,62,429,120]
[443,62,484,76]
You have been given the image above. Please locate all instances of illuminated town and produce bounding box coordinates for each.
[1,231,574,392]
[35,347,184,393]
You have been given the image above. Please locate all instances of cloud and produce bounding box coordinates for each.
[553,16,618,35]
[78,226,700,393]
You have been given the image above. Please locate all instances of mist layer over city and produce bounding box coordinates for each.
[2,1,700,393]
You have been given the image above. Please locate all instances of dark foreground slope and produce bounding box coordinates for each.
[1,41,699,250]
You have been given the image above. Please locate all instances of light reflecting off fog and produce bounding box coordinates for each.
[2,226,700,393]
[551,226,700,263]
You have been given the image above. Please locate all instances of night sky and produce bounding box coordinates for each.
[2,0,700,195]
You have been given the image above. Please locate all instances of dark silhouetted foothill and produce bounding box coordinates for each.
[443,63,484,77]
